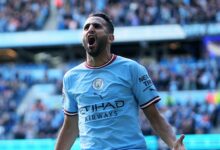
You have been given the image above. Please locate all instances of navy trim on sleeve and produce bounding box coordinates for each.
[140,96,161,109]
[63,109,78,116]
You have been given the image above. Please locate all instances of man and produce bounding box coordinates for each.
[55,12,185,150]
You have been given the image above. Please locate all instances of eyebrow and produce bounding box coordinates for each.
[83,22,102,29]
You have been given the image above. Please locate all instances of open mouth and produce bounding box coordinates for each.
[88,36,96,46]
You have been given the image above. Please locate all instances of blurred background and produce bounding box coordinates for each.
[0,0,220,149]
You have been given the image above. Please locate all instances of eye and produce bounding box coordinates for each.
[84,24,90,30]
[93,23,101,29]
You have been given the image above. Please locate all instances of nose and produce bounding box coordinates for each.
[88,25,95,33]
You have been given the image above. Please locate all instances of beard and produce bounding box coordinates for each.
[82,35,108,57]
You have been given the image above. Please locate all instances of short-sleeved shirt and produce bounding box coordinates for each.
[62,54,160,150]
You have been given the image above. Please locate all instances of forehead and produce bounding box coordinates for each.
[84,16,107,26]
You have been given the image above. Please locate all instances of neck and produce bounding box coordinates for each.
[86,51,112,67]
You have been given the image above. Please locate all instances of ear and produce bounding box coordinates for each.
[108,34,114,43]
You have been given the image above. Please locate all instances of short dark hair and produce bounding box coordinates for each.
[89,12,114,34]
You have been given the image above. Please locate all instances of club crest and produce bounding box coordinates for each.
[92,78,104,90]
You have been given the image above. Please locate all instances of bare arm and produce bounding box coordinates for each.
[55,115,79,150]
[143,104,176,148]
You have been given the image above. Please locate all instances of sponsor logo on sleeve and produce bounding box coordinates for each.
[139,74,155,92]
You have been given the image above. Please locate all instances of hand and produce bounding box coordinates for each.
[172,134,185,150]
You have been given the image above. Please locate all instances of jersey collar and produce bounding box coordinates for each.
[85,54,117,69]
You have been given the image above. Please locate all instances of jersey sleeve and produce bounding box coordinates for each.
[131,63,161,109]
[62,76,78,116]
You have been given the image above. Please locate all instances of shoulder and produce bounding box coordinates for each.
[63,62,85,80]
[116,56,146,72]
[63,62,86,89]
[116,55,141,67]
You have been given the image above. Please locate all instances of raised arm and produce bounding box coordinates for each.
[143,104,185,149]
[55,115,79,150]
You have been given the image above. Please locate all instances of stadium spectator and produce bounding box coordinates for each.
[1,0,220,32]
[140,101,217,136]
[0,71,28,139]
[56,0,220,30]
[0,0,50,32]
[144,56,220,91]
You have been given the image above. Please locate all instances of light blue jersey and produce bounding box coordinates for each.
[62,54,161,150]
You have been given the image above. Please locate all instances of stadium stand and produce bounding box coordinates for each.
[0,64,64,139]
[1,0,220,32]
[0,0,50,32]
[143,56,220,91]
[56,0,220,30]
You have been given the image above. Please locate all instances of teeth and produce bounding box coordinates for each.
[88,35,94,37]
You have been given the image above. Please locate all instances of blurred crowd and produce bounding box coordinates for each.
[140,100,220,136]
[11,99,63,139]
[0,64,63,139]
[0,71,29,139]
[145,56,220,91]
[0,0,50,32]
[56,0,220,30]
[1,0,220,32]
[0,56,220,140]
[140,100,220,149]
